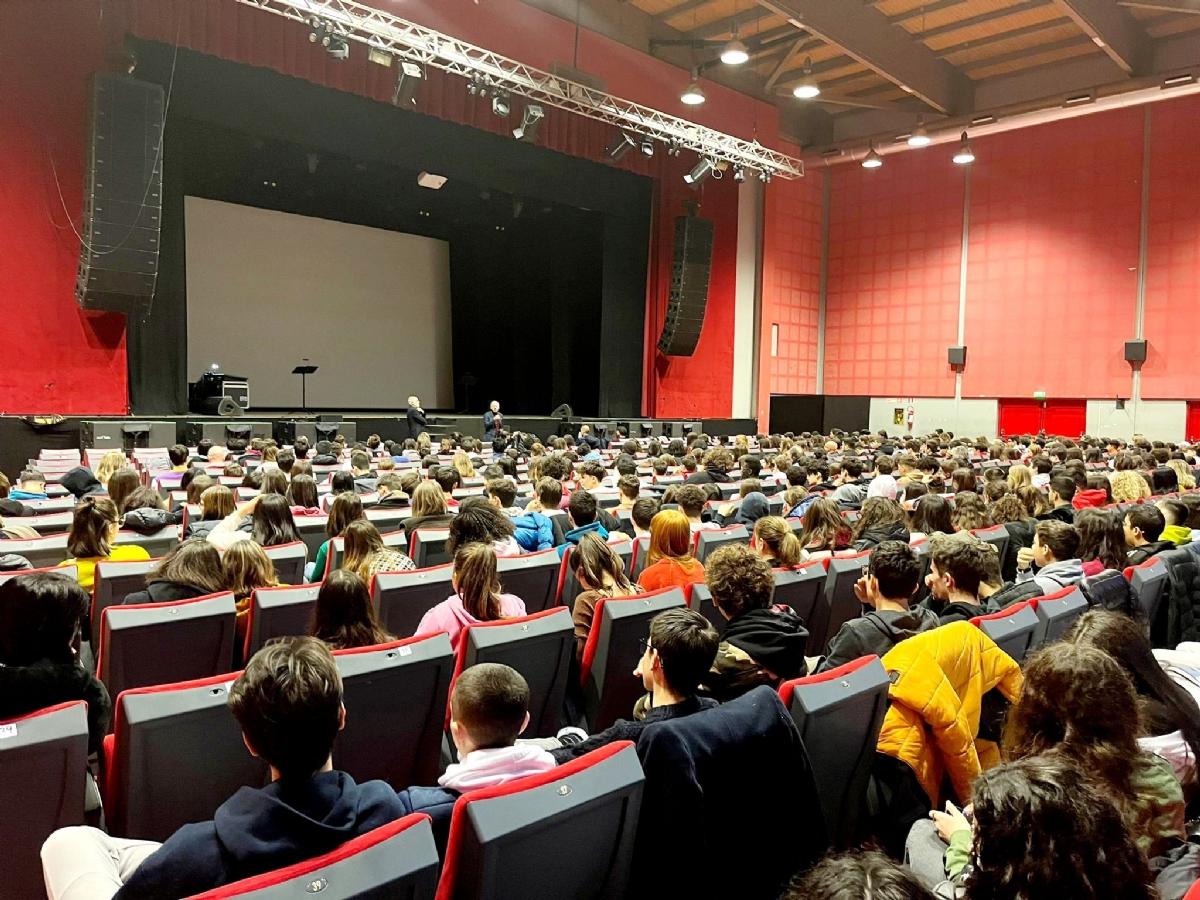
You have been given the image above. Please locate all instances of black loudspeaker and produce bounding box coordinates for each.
[75,73,164,317]
[657,216,714,357]
[1125,340,1148,363]
[948,346,967,367]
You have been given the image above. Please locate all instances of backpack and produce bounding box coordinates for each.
[1080,568,1135,616]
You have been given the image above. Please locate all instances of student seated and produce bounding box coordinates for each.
[630,497,660,540]
[799,498,852,559]
[544,607,718,762]
[818,541,938,673]
[122,539,226,605]
[0,471,35,517]
[307,493,365,583]
[223,541,280,641]
[60,497,151,591]
[616,474,640,510]
[40,637,406,900]
[310,569,395,651]
[372,473,409,509]
[1015,520,1083,594]
[558,490,626,559]
[285,475,322,516]
[341,519,416,582]
[751,516,804,568]
[568,533,643,663]
[1125,504,1175,565]
[396,663,555,849]
[783,851,934,900]
[401,481,456,539]
[851,497,910,551]
[1157,498,1192,546]
[702,543,808,701]
[866,455,898,500]
[486,479,553,552]
[1037,474,1076,523]
[1075,507,1128,576]
[448,500,522,558]
[415,543,526,651]
[920,534,988,623]
[207,494,301,552]
[10,468,48,501]
[119,486,183,534]
[636,510,706,592]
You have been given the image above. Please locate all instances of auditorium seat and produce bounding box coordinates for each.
[558,542,634,610]
[98,592,238,700]
[23,511,73,534]
[693,525,749,563]
[971,601,1039,662]
[0,533,70,568]
[771,561,827,631]
[0,701,89,900]
[496,549,560,614]
[332,634,454,790]
[262,541,307,586]
[0,562,76,589]
[777,656,889,849]
[579,587,687,732]
[812,551,872,655]
[434,742,643,900]
[92,558,158,646]
[628,536,651,580]
[295,516,332,559]
[1126,557,1170,637]
[1032,585,1088,647]
[101,673,267,841]
[448,608,574,738]
[373,564,455,638]
[365,507,407,534]
[115,527,181,559]
[243,584,321,662]
[411,528,453,568]
[185,814,440,900]
[971,524,1011,568]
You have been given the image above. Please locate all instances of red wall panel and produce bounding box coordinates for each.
[1141,96,1200,400]
[824,151,963,398]
[1,1,129,414]
[757,171,823,424]
[961,110,1142,399]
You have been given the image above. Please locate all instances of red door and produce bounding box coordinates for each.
[998,399,1087,439]
[1187,403,1200,443]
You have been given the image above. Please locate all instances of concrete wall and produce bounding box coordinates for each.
[1087,400,1186,443]
[868,398,999,440]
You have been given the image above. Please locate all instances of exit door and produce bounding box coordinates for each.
[998,399,1086,439]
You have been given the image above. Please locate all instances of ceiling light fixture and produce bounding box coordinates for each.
[861,143,882,169]
[732,165,745,183]
[681,70,706,106]
[952,131,975,165]
[720,23,749,66]
[907,120,931,148]
[793,58,820,100]
[491,88,511,118]
[759,168,772,184]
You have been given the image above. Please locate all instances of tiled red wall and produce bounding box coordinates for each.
[1141,95,1200,400]
[757,172,824,424]
[824,151,964,397]
[961,110,1142,399]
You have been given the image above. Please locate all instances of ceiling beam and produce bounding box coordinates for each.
[934,18,1071,57]
[915,1,1053,41]
[765,36,812,88]
[889,0,973,25]
[1053,0,1153,72]
[687,7,773,40]
[752,0,975,113]
[1119,0,1200,12]
[653,0,716,21]
[960,34,1097,71]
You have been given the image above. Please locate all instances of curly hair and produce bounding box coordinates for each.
[1111,469,1152,503]
[965,754,1154,900]
[951,492,988,532]
[783,850,933,900]
[700,447,734,474]
[704,543,773,619]
[851,497,906,543]
[988,494,1029,526]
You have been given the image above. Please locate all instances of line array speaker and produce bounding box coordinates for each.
[75,73,164,318]
[657,215,714,357]
[1125,339,1147,363]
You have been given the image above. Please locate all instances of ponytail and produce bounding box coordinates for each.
[68,496,119,559]
[755,516,803,568]
[453,543,503,621]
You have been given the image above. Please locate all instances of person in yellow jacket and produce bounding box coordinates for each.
[60,496,150,591]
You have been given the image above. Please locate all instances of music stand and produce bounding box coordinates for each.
[292,364,318,414]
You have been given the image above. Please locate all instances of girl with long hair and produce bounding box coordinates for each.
[446,501,521,557]
[851,498,909,551]
[909,494,953,541]
[222,540,279,641]
[403,481,455,538]
[286,474,321,515]
[415,542,526,650]
[341,519,415,584]
[61,496,150,590]
[259,469,289,498]
[753,516,804,568]
[1074,508,1128,575]
[569,532,642,662]
[799,498,851,559]
[93,451,128,486]
[1111,469,1153,503]
[310,569,394,651]
[1168,458,1196,491]
[186,485,236,540]
[105,468,141,519]
[207,493,300,551]
[1015,485,1050,518]
[1006,464,1032,492]
[637,509,706,592]
[950,492,988,533]
[308,491,365,582]
[452,450,476,481]
[122,539,225,605]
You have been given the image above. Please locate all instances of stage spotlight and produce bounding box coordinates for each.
[640,136,655,158]
[491,88,511,118]
[309,20,350,60]
[605,132,637,162]
[732,165,745,183]
[513,104,545,142]
[684,157,715,186]
[759,168,772,184]
[392,61,423,107]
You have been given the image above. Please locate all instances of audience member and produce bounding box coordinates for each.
[949,492,987,533]
[60,496,151,590]
[783,851,934,900]
[11,468,48,501]
[41,638,405,899]
[568,532,642,662]
[637,509,706,592]
[1125,504,1174,565]
[731,491,770,530]
[558,490,624,558]
[373,473,408,509]
[122,539,226,605]
[402,481,456,539]
[908,494,953,541]
[1075,508,1128,575]
[447,500,522,557]
[120,486,183,534]
[1158,498,1192,546]
[208,494,300,551]
[285,475,321,516]
[676,484,718,534]
[922,535,988,623]
[630,496,659,539]
[416,542,526,651]
[1015,520,1083,594]
[751,516,803,568]
[223,540,279,638]
[0,471,34,517]
[852,497,910,551]
[310,569,394,650]
[800,497,852,559]
[866,456,898,500]
[1038,474,1076,523]
[308,493,365,582]
[819,541,937,673]
[702,543,807,701]
[1112,469,1153,504]
[93,451,127,486]
[341,519,416,583]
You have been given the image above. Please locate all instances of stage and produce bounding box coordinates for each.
[0,414,760,477]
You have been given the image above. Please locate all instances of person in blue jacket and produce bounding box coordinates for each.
[41,638,406,900]
[486,478,554,551]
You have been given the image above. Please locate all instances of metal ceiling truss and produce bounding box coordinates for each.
[230,0,804,178]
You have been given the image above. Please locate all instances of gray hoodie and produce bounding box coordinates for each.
[1016,557,1085,596]
[818,606,941,672]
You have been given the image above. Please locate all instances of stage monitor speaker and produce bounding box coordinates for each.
[293,421,357,446]
[75,73,164,318]
[948,346,967,367]
[82,420,176,451]
[1125,340,1147,363]
[186,422,273,446]
[657,215,714,357]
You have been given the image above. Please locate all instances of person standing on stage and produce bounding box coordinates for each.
[484,401,503,442]
[406,396,427,440]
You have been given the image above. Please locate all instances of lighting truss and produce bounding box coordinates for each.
[231,0,803,179]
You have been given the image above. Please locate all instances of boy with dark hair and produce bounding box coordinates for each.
[631,497,660,539]
[432,466,461,506]
[10,468,47,502]
[676,484,718,534]
[374,472,409,508]
[559,490,627,557]
[1126,505,1174,565]
[1157,498,1192,546]
[616,474,640,509]
[833,458,868,511]
[190,439,214,465]
[488,479,554,552]
[923,535,990,624]
[1039,474,1076,523]
[539,608,720,763]
[1015,520,1083,594]
[576,461,607,493]
[818,541,938,672]
[740,456,762,480]
[42,637,404,900]
[397,663,555,850]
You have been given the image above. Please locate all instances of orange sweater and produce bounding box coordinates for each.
[637,557,706,593]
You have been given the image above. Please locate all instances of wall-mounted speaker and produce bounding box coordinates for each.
[657,215,714,357]
[75,73,164,318]
[948,345,967,367]
[1125,340,1147,363]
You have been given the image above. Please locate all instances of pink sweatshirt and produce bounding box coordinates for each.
[439,744,556,792]
[415,593,527,651]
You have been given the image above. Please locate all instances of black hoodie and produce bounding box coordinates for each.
[59,466,105,501]
[114,771,405,900]
[122,579,212,606]
[0,498,34,518]
[853,520,910,552]
[705,606,809,702]
[818,606,940,673]
[1128,540,1177,567]
[0,658,111,754]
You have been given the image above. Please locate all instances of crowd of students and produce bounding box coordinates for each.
[4,426,1200,898]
